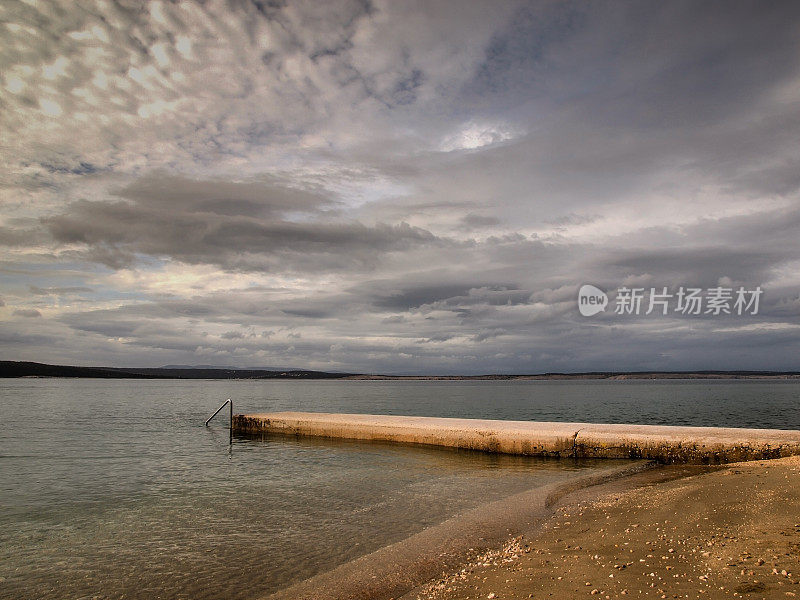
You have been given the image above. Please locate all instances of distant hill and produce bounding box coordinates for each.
[2,361,799,380]
[159,364,288,370]
[347,371,800,380]
[159,364,253,370]
[0,361,353,379]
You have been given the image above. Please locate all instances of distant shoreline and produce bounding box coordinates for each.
[2,360,800,380]
[345,372,800,380]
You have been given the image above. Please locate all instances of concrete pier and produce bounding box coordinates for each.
[233,412,800,464]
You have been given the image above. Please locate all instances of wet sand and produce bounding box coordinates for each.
[263,462,718,600]
[263,462,652,600]
[406,456,800,600]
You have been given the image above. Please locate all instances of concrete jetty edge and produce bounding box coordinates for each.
[233,412,800,464]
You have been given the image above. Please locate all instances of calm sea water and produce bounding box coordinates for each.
[0,378,798,599]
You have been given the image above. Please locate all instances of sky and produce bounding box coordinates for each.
[1,0,800,374]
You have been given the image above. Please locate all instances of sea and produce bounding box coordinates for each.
[1,378,798,599]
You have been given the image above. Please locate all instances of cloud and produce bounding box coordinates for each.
[0,226,48,247]
[115,173,337,217]
[29,285,92,295]
[42,173,446,272]
[370,283,487,311]
[1,0,800,372]
[459,213,502,230]
[13,308,42,318]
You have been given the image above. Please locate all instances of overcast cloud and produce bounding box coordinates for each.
[1,0,799,373]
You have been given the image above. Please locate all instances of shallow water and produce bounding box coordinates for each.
[0,378,797,599]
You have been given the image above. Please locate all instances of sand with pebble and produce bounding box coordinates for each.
[407,456,800,600]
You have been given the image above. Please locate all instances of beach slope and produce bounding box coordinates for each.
[408,456,800,600]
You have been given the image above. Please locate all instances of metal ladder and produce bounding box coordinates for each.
[205,398,232,426]
[205,398,233,447]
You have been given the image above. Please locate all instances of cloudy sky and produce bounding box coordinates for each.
[1,0,800,373]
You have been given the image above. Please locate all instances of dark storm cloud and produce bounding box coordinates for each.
[116,173,336,217]
[367,283,535,312]
[60,316,141,339]
[0,327,56,346]
[42,174,447,272]
[220,330,247,340]
[371,284,483,311]
[601,248,785,287]
[459,213,501,230]
[281,308,332,319]
[439,287,534,308]
[57,291,357,338]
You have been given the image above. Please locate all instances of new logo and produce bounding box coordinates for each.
[578,284,608,317]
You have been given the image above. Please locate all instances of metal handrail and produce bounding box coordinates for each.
[205,398,232,426]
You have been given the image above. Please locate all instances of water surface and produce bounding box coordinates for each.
[0,378,797,599]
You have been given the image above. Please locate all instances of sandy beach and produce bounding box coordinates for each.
[407,456,800,600]
[251,414,800,600]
